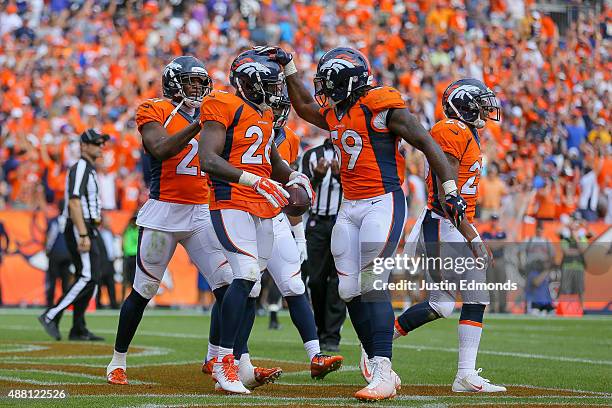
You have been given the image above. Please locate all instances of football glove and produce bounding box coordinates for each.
[286,171,315,206]
[253,177,290,208]
[253,46,293,66]
[444,192,467,228]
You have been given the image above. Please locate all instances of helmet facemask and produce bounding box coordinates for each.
[447,89,500,129]
[478,90,501,122]
[236,72,285,111]
[174,73,212,109]
[273,99,291,129]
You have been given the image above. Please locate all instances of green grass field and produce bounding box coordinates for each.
[0,308,611,407]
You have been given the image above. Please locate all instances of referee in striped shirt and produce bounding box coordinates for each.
[39,129,108,341]
[300,137,346,352]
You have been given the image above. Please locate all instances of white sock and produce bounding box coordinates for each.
[107,350,127,375]
[457,322,482,377]
[217,346,233,362]
[304,339,321,361]
[206,343,218,363]
[238,353,253,370]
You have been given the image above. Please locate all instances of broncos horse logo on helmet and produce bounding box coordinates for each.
[230,50,285,110]
[162,56,212,109]
[442,78,500,129]
[314,47,373,111]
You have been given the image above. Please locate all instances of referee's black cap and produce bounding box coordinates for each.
[80,128,110,145]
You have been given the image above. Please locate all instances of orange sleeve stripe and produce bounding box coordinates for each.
[394,318,408,336]
[459,320,483,328]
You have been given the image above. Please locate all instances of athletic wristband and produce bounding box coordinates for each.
[238,171,260,187]
[284,59,297,76]
[442,180,458,195]
[290,222,305,241]
[80,233,88,238]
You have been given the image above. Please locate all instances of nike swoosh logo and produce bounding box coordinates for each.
[362,356,371,378]
[371,200,381,205]
[449,128,459,135]
[469,382,483,391]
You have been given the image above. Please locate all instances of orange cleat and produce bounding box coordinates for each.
[107,368,128,385]
[251,366,283,388]
[202,357,216,375]
[310,353,343,380]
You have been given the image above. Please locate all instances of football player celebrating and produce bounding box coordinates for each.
[198,50,314,394]
[201,91,343,384]
[380,78,507,393]
[106,56,234,385]
[261,46,466,401]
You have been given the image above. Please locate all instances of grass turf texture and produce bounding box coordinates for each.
[0,309,610,407]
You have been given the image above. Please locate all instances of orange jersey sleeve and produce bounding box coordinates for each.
[136,98,209,205]
[360,86,407,111]
[275,126,300,165]
[136,99,166,129]
[426,119,481,222]
[324,86,406,200]
[201,91,280,218]
[430,119,471,160]
[199,91,235,128]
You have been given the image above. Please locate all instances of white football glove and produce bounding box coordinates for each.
[291,222,308,263]
[286,171,315,206]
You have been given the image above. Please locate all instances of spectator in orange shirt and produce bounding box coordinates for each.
[479,163,508,220]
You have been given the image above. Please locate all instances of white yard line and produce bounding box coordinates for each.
[5,323,611,366]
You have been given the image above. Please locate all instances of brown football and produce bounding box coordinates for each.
[283,183,311,217]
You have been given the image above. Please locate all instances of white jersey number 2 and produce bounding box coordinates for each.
[176,139,205,177]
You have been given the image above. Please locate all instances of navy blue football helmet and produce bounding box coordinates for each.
[229,50,285,109]
[442,78,500,129]
[314,47,373,108]
[162,56,212,108]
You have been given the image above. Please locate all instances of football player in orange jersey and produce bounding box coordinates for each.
[260,46,467,401]
[201,92,343,385]
[198,50,315,394]
[106,56,237,386]
[387,78,507,393]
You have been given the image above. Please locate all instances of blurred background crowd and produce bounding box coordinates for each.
[0,0,610,224]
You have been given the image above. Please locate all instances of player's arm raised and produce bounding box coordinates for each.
[387,108,467,227]
[140,120,201,161]
[256,47,329,130]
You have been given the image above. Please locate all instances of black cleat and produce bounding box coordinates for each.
[69,331,104,341]
[38,315,61,341]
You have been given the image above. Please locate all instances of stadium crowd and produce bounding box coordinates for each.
[0,0,610,223]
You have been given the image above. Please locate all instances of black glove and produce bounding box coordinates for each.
[253,46,293,66]
[444,193,467,228]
